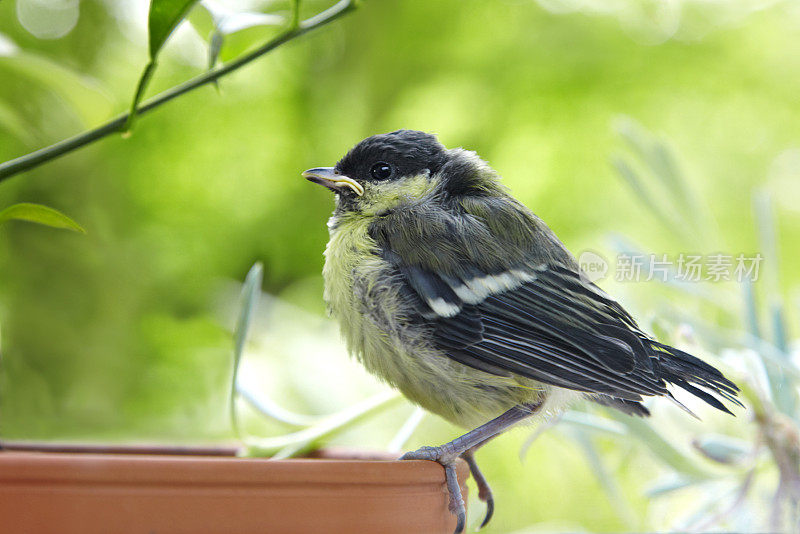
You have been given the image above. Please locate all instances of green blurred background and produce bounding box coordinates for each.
[1,0,799,531]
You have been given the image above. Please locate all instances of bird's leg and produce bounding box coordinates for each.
[400,402,542,534]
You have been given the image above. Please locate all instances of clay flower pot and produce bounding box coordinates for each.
[0,443,468,534]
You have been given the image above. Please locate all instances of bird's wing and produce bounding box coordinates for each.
[370,196,739,411]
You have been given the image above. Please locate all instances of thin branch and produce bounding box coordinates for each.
[0,0,357,183]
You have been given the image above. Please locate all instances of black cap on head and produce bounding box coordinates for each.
[336,130,446,184]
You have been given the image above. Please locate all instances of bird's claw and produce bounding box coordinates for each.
[477,492,494,530]
[400,446,466,534]
[444,463,467,534]
[461,450,494,530]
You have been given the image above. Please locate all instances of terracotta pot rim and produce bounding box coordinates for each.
[0,445,469,486]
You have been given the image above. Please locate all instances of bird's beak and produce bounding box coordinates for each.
[302,167,364,196]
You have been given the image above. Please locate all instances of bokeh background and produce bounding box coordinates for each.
[1,0,800,532]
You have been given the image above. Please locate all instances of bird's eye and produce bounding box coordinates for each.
[370,162,393,180]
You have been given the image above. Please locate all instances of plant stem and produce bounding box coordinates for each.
[0,0,357,183]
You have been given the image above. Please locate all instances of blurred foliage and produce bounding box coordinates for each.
[1,0,800,532]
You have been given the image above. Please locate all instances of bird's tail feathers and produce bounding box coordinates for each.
[651,341,743,415]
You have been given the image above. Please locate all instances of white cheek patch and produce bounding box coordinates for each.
[448,269,537,305]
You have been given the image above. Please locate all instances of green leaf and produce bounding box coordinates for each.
[216,24,284,63]
[189,3,285,78]
[612,116,707,244]
[230,262,264,438]
[0,203,85,233]
[243,391,403,458]
[236,381,319,427]
[519,412,562,460]
[692,434,750,465]
[570,429,638,528]
[125,0,201,132]
[187,3,215,39]
[614,116,653,165]
[208,30,224,72]
[387,407,426,452]
[617,117,691,212]
[560,410,627,435]
[605,410,712,478]
[124,60,158,133]
[611,155,682,234]
[742,277,761,340]
[753,190,796,415]
[148,0,201,58]
[199,3,286,65]
[646,474,705,497]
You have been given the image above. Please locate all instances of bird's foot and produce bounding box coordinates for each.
[398,404,540,533]
[461,451,494,530]
[400,445,466,534]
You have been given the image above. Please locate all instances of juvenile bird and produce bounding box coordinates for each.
[304,130,740,533]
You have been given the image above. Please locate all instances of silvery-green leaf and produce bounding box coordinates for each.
[692,434,750,465]
[243,391,403,457]
[208,29,224,71]
[229,262,263,437]
[561,410,627,436]
[236,381,318,427]
[646,474,703,497]
[387,407,426,452]
[752,191,796,415]
[570,429,637,528]
[520,413,562,460]
[606,410,711,478]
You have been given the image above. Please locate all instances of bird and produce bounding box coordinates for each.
[303,129,741,533]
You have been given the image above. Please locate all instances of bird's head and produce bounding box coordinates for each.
[303,130,502,215]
